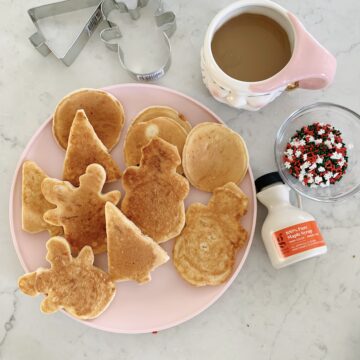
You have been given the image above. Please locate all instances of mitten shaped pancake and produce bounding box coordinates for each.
[42,164,121,254]
[124,117,187,173]
[63,110,121,186]
[22,161,62,236]
[53,88,124,150]
[173,182,248,286]
[121,138,190,243]
[105,203,169,283]
[18,237,116,320]
[131,105,191,133]
[182,122,249,192]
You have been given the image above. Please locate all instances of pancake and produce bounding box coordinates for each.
[106,202,169,284]
[121,138,189,243]
[63,110,121,186]
[131,105,191,133]
[173,182,248,286]
[18,237,116,320]
[182,122,249,192]
[124,117,187,173]
[21,161,62,236]
[53,88,124,150]
[42,164,121,254]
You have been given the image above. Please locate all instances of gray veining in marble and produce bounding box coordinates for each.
[0,0,359,359]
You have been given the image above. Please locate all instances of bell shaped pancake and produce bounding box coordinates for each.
[105,203,169,284]
[173,182,248,286]
[18,237,116,320]
[131,105,191,133]
[22,161,62,236]
[121,138,189,243]
[124,117,187,173]
[63,110,121,186]
[42,164,121,254]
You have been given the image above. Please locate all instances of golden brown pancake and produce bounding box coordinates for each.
[173,182,248,286]
[182,122,249,192]
[18,237,116,320]
[42,164,121,254]
[121,138,189,243]
[22,161,62,236]
[131,105,191,133]
[124,117,187,173]
[105,202,169,283]
[53,88,124,150]
[63,110,121,186]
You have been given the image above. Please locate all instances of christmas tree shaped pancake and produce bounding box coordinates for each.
[63,109,121,186]
[106,202,169,284]
[22,160,62,236]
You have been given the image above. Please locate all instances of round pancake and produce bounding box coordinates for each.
[53,88,124,150]
[124,117,187,173]
[131,106,191,133]
[182,123,249,192]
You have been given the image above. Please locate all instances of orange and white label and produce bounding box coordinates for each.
[273,221,325,258]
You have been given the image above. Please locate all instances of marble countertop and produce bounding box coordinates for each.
[1,0,360,359]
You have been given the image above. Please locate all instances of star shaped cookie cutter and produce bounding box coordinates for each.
[100,0,176,81]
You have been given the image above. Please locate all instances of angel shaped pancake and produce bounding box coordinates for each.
[173,182,248,286]
[18,237,116,320]
[42,164,121,254]
[121,138,189,243]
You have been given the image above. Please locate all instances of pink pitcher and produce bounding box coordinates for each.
[201,0,336,111]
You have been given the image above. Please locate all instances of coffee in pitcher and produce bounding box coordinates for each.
[211,13,292,82]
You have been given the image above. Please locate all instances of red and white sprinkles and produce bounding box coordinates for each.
[283,123,348,188]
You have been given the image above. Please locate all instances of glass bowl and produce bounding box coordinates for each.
[275,102,360,202]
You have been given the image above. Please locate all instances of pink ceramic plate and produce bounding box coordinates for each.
[9,84,256,333]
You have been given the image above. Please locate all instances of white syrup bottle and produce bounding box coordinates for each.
[256,172,327,269]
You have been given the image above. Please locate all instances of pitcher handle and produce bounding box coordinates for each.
[251,12,336,93]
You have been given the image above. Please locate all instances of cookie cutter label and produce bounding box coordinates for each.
[100,0,176,81]
[28,0,103,66]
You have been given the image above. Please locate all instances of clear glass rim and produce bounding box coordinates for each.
[274,102,360,202]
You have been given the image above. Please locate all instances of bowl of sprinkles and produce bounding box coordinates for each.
[275,103,360,202]
[284,122,348,188]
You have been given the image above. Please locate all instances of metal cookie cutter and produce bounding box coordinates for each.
[28,0,103,66]
[100,0,176,81]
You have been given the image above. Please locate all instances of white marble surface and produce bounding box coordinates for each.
[1,0,360,359]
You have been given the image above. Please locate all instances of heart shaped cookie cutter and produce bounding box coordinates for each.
[100,0,176,81]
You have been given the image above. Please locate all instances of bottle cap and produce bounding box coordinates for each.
[255,172,284,193]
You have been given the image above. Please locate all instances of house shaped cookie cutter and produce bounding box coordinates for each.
[28,0,103,66]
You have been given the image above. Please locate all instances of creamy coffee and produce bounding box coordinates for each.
[211,13,291,82]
